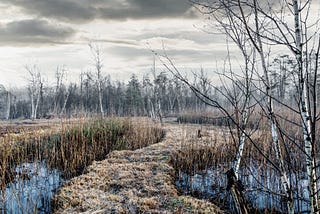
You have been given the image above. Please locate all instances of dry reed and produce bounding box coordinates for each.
[0,117,165,188]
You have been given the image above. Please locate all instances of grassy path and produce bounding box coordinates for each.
[53,123,222,213]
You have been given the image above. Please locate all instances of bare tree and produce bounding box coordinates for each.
[151,57,164,124]
[237,1,293,212]
[6,90,11,120]
[269,55,295,100]
[53,65,66,114]
[89,42,105,117]
[238,1,319,212]
[142,74,156,118]
[190,0,320,212]
[26,64,42,120]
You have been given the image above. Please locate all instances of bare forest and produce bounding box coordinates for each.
[1,0,320,213]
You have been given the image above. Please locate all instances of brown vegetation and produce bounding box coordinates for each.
[0,117,164,189]
[53,123,223,213]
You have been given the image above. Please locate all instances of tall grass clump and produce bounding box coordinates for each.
[0,117,165,187]
[44,118,165,178]
[170,141,235,176]
[170,109,311,213]
[177,111,257,129]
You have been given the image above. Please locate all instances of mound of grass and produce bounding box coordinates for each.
[0,118,165,187]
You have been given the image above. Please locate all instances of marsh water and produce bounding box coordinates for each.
[175,161,311,213]
[0,162,63,214]
[0,158,312,213]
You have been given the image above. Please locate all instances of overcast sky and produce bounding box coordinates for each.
[2,0,319,88]
[0,0,230,88]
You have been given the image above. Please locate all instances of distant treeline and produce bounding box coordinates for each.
[0,71,211,120]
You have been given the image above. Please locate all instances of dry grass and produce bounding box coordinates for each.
[44,117,165,178]
[0,118,87,187]
[1,110,309,213]
[169,109,313,213]
[53,123,223,213]
[170,120,306,176]
[177,111,231,126]
[51,109,318,213]
[0,117,164,189]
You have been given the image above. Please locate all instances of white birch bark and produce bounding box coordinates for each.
[6,91,10,120]
[89,42,105,118]
[60,90,70,116]
[30,89,35,120]
[292,0,319,212]
[27,65,41,120]
[98,79,104,117]
[243,1,294,212]
[34,87,40,120]
[233,109,248,179]
[149,98,156,119]
[258,24,294,214]
[156,99,163,124]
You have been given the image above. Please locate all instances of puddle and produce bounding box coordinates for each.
[175,162,311,213]
[0,162,63,214]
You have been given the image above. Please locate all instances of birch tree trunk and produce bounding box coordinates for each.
[149,98,156,119]
[89,42,105,118]
[98,79,104,117]
[156,99,163,125]
[34,87,40,120]
[5,91,10,120]
[233,109,248,178]
[60,90,70,116]
[237,0,294,212]
[30,90,35,120]
[26,64,42,120]
[292,0,319,212]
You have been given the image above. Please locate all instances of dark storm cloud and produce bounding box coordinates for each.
[1,0,196,23]
[0,19,75,45]
[98,0,197,20]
